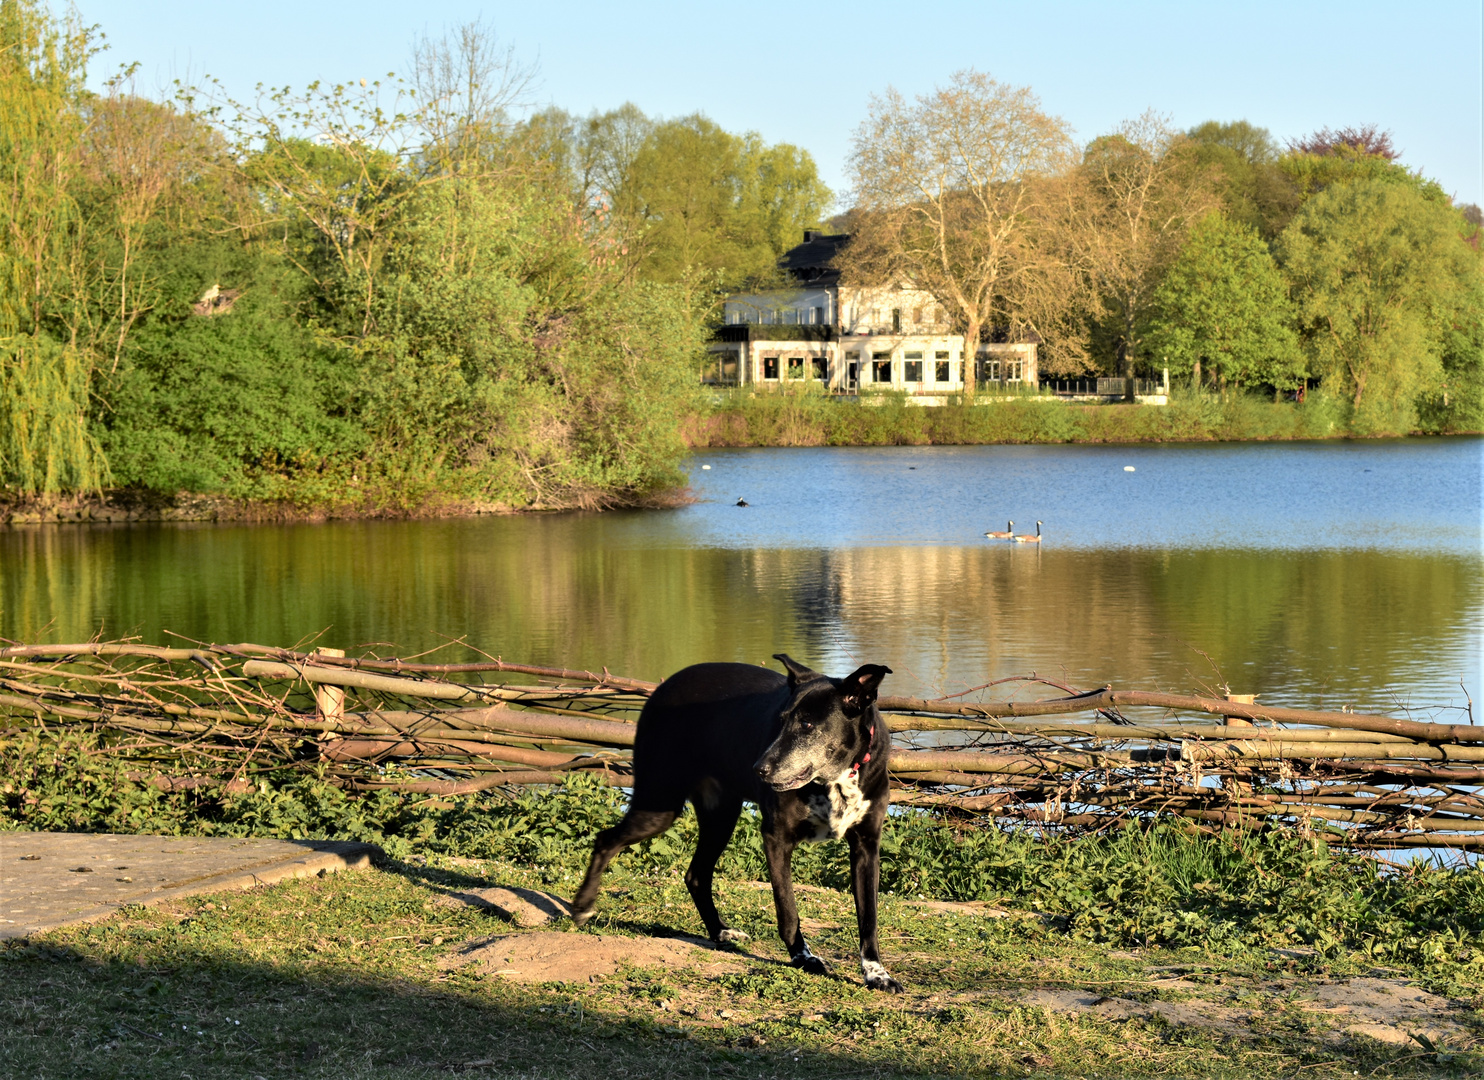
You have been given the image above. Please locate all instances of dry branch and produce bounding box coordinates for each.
[3,639,1479,848]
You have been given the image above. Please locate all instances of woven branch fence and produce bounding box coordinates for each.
[2,641,1480,850]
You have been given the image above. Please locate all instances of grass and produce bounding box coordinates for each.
[5,735,1484,1076]
[6,853,1484,1079]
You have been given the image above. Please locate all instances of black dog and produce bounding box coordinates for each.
[570,654,902,992]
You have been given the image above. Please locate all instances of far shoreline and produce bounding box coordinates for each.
[3,429,1476,527]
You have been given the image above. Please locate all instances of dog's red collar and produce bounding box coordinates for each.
[848,725,875,778]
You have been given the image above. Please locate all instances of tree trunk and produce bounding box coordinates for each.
[963,320,980,396]
[1121,311,1136,403]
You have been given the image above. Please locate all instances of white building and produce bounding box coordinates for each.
[707,231,1038,399]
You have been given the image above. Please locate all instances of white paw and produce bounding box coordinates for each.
[861,959,904,993]
[716,928,750,943]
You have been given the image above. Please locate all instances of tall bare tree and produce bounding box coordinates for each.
[843,69,1075,393]
[409,18,536,171]
[82,73,214,369]
[1060,113,1219,399]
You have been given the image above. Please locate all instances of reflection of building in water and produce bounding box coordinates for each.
[809,547,1174,699]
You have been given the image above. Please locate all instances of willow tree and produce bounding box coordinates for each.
[0,0,107,495]
[844,69,1075,394]
[1278,178,1478,431]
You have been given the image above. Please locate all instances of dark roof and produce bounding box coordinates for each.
[779,231,850,286]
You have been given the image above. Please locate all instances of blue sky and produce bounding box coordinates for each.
[76,0,1483,207]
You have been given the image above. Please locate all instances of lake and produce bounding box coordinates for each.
[2,438,1480,717]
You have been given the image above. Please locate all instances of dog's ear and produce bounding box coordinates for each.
[773,653,819,688]
[840,663,892,713]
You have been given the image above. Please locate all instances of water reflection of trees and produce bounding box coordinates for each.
[1,522,1477,711]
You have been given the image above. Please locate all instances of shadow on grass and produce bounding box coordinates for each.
[0,937,895,1080]
[0,859,908,1080]
[1,856,1462,1080]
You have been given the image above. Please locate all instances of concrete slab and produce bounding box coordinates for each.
[0,832,381,939]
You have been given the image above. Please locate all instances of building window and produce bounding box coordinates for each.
[935,360,951,383]
[812,358,828,381]
[891,308,902,333]
[814,306,826,325]
[844,350,861,362]
[763,357,779,380]
[872,352,892,383]
[904,352,923,383]
[787,357,804,379]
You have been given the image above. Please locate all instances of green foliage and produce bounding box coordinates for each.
[6,734,1483,977]
[1279,145,1451,207]
[1148,212,1303,390]
[627,114,831,297]
[356,177,704,510]
[0,334,109,495]
[98,297,363,497]
[1185,120,1301,240]
[1278,179,1478,432]
[1416,255,1484,433]
[0,0,93,339]
[687,391,1345,448]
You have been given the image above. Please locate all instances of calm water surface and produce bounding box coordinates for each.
[2,438,1480,716]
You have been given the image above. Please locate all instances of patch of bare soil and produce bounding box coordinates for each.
[1304,977,1470,1046]
[441,931,747,984]
[1022,988,1253,1037]
[1023,977,1472,1048]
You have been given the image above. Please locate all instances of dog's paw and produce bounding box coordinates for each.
[569,905,594,928]
[861,960,904,993]
[715,928,750,944]
[791,952,832,976]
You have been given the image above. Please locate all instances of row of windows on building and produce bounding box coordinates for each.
[759,352,1025,384]
[724,306,828,325]
[724,304,949,329]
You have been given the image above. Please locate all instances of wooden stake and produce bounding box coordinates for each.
[314,648,345,722]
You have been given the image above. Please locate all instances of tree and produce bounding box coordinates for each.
[0,0,92,339]
[519,107,828,300]
[0,0,108,496]
[1278,125,1447,207]
[1063,114,1219,399]
[1287,124,1398,160]
[626,115,829,297]
[844,69,1076,394]
[1277,178,1478,430]
[408,17,535,173]
[80,78,217,370]
[1185,120,1300,240]
[1147,212,1302,392]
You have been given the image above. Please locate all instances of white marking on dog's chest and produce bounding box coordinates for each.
[802,770,870,842]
